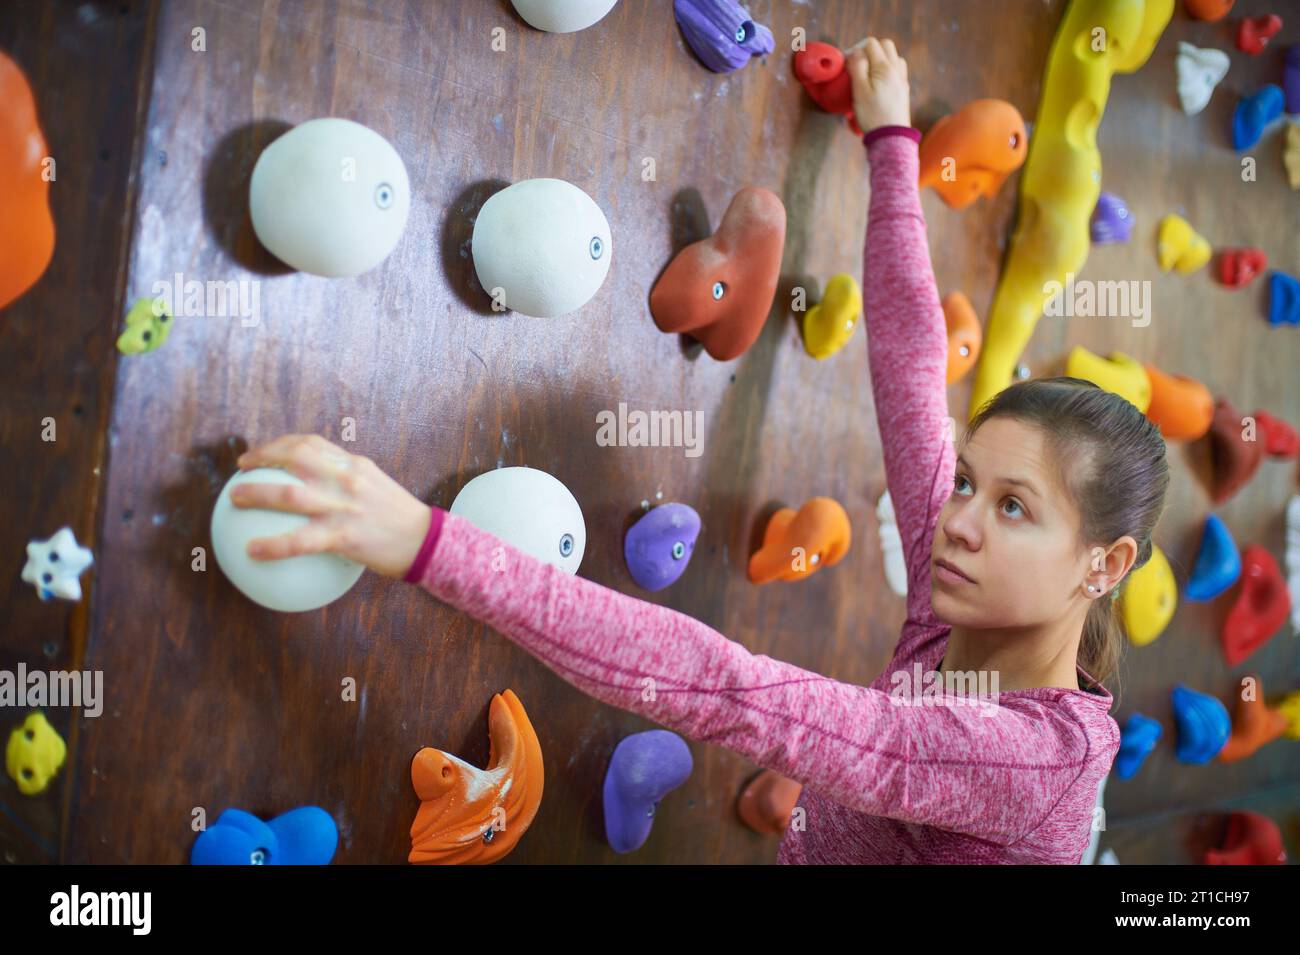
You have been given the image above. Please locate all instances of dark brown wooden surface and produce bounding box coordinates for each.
[1,0,1296,865]
[0,0,158,863]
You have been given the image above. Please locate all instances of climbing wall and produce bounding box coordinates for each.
[1,0,1296,864]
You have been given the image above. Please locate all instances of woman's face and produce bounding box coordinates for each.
[929,417,1101,630]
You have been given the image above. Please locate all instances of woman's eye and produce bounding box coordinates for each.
[1002,498,1023,518]
[953,475,971,494]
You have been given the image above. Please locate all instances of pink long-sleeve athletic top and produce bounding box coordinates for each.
[406,131,1121,864]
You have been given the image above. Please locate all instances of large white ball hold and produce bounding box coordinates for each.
[471,178,612,317]
[511,0,618,33]
[450,467,586,574]
[249,118,410,277]
[211,468,365,612]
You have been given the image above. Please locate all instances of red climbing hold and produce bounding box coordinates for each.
[1204,811,1287,865]
[1207,398,1264,505]
[1237,15,1282,56]
[1221,545,1290,667]
[1217,247,1267,288]
[1255,409,1300,459]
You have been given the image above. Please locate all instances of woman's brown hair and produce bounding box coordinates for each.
[964,376,1170,691]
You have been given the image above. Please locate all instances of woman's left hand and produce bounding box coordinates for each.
[231,434,432,579]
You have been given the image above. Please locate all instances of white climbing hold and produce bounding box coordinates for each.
[22,527,93,602]
[877,490,907,597]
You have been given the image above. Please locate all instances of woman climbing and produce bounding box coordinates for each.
[229,37,1169,863]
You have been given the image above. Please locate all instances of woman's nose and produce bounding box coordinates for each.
[941,503,981,548]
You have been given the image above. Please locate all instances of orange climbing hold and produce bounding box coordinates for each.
[1142,364,1213,441]
[650,187,786,361]
[943,292,982,384]
[0,51,55,311]
[919,100,1028,209]
[748,497,851,584]
[408,689,544,864]
[1184,0,1234,21]
[1218,676,1289,762]
[737,769,802,835]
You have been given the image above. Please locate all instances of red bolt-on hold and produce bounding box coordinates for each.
[1204,811,1287,864]
[1216,247,1268,288]
[1221,545,1290,666]
[1237,14,1283,56]
[1254,409,1300,459]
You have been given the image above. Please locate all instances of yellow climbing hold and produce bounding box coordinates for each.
[802,273,862,360]
[1065,346,1152,412]
[1120,544,1176,646]
[5,712,66,796]
[1278,691,1300,740]
[1157,214,1211,274]
[1283,122,1300,191]
[116,296,173,355]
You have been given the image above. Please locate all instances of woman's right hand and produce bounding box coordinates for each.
[846,37,911,134]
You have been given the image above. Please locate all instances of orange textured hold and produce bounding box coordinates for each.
[748,497,851,584]
[942,292,982,384]
[1218,677,1289,763]
[737,769,802,835]
[1143,364,1214,440]
[408,689,544,864]
[649,187,786,361]
[1185,0,1235,21]
[0,51,55,310]
[919,99,1028,209]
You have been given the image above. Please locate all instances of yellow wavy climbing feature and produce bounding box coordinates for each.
[967,0,1173,421]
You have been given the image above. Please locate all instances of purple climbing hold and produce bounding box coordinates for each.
[1090,192,1133,245]
[673,0,774,73]
[603,730,693,853]
[624,502,701,591]
[1269,271,1300,327]
[1232,84,1284,150]
[1285,46,1300,115]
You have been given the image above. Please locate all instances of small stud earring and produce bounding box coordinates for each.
[1087,584,1099,594]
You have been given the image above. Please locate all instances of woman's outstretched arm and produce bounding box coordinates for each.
[228,433,1096,846]
[400,506,1099,847]
[849,40,956,632]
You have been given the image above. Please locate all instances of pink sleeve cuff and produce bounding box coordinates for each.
[402,506,447,584]
[862,125,921,148]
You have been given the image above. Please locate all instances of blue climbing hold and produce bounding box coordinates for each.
[603,730,693,853]
[1232,84,1284,150]
[190,806,338,865]
[1268,271,1300,327]
[1115,713,1162,780]
[1185,513,1241,602]
[1171,685,1230,764]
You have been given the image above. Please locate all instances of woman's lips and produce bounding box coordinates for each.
[934,557,975,585]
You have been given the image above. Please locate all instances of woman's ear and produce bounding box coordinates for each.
[1089,537,1138,593]
[1085,537,1138,595]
